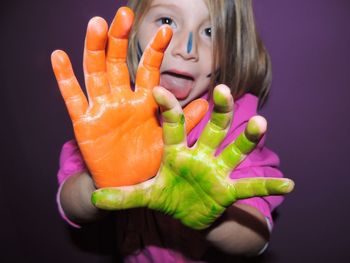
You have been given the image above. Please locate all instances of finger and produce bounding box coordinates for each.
[91,180,153,210]
[83,17,110,101]
[217,116,267,170]
[183,98,209,133]
[153,86,186,146]
[135,26,172,91]
[229,177,295,201]
[196,85,233,153]
[51,50,88,121]
[106,7,134,90]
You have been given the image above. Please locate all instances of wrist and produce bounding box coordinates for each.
[60,172,107,224]
[204,203,270,256]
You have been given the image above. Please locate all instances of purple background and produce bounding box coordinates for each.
[1,0,349,262]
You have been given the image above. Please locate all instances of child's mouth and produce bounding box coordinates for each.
[160,71,194,100]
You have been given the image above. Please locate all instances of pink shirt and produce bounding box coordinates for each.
[57,93,284,262]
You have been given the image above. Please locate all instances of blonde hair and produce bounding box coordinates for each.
[127,0,271,107]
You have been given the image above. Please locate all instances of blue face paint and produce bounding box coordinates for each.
[187,32,193,54]
[137,42,143,61]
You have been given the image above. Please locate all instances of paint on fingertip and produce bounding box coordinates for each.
[187,32,193,54]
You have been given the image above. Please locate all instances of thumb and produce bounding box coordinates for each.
[91,179,154,210]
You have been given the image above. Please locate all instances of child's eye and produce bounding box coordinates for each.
[204,27,212,37]
[156,17,176,29]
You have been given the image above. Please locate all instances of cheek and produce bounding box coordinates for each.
[199,46,213,73]
[158,47,173,70]
[137,32,150,51]
[137,24,158,51]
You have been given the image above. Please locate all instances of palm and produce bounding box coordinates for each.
[51,7,206,187]
[92,86,294,229]
[73,87,162,188]
[149,147,232,229]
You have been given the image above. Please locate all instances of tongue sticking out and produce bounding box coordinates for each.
[160,73,194,100]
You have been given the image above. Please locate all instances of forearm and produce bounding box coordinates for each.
[205,203,270,256]
[59,172,108,224]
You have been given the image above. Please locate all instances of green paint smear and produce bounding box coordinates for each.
[213,88,228,108]
[163,123,185,145]
[92,111,294,230]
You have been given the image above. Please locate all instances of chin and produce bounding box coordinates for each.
[177,96,191,108]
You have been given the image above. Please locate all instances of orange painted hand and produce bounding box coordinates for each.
[51,7,208,188]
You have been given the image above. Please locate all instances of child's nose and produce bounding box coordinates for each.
[171,30,198,61]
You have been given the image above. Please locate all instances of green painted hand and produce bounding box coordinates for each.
[92,85,294,230]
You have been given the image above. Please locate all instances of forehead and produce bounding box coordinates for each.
[147,0,210,20]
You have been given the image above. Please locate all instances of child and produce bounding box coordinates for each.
[52,0,293,261]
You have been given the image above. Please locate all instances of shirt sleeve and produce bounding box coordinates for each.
[56,139,87,228]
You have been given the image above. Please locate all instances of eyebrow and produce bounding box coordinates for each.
[148,3,180,11]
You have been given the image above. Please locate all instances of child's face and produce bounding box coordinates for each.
[137,0,213,106]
